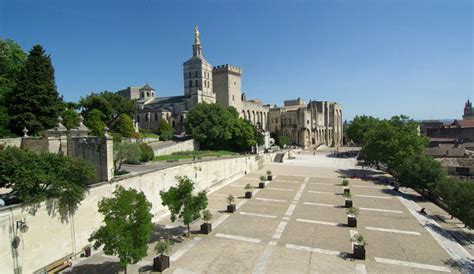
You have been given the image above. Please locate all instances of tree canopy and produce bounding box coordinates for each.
[89,185,154,273]
[160,176,208,236]
[6,45,63,135]
[346,114,474,228]
[158,119,173,141]
[0,146,96,209]
[185,103,259,151]
[0,39,27,137]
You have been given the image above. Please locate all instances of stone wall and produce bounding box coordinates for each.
[0,137,22,148]
[0,153,273,273]
[152,139,199,155]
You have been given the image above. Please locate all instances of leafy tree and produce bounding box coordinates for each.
[80,93,113,122]
[7,45,63,135]
[84,109,106,136]
[160,176,208,237]
[80,91,136,126]
[115,113,135,137]
[0,146,96,209]
[89,185,153,273]
[113,142,143,171]
[394,153,445,191]
[158,119,173,141]
[230,119,256,151]
[61,107,79,129]
[345,115,379,145]
[0,39,27,137]
[277,135,291,148]
[185,103,259,151]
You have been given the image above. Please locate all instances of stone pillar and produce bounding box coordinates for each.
[100,127,114,182]
[45,116,68,155]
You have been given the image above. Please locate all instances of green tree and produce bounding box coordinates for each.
[230,119,257,151]
[115,113,135,137]
[113,142,142,171]
[394,153,445,191]
[160,176,208,237]
[61,106,79,129]
[139,143,154,162]
[89,185,154,273]
[7,45,63,135]
[84,109,106,136]
[185,103,235,150]
[158,119,173,141]
[0,39,27,137]
[80,91,136,126]
[0,146,96,209]
[345,115,379,145]
[185,103,259,151]
[277,135,291,148]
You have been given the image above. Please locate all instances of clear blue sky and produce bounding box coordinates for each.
[1,0,472,120]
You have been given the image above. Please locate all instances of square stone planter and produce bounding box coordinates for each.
[353,244,366,260]
[267,175,273,181]
[200,223,212,234]
[153,255,170,272]
[345,199,353,208]
[347,215,357,227]
[245,191,253,199]
[343,187,350,195]
[227,204,236,213]
[259,182,266,189]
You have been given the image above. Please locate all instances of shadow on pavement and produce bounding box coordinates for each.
[63,261,120,274]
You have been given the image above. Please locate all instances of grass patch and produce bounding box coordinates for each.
[153,150,236,162]
[139,132,160,139]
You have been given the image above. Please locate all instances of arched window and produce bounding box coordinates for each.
[147,91,150,97]
[140,92,144,98]
[172,121,176,128]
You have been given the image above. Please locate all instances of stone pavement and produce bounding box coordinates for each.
[64,150,473,273]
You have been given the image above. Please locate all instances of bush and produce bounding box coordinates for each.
[139,143,154,162]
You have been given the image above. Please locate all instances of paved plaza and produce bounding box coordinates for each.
[65,150,473,273]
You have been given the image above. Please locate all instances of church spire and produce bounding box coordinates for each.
[193,25,203,58]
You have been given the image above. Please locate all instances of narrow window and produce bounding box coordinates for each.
[189,72,191,78]
[195,80,198,87]
[189,80,192,87]
[195,71,198,77]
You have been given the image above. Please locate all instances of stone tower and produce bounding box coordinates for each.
[213,64,243,113]
[183,26,215,104]
[463,99,473,120]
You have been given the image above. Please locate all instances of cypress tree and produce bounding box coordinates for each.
[7,45,63,135]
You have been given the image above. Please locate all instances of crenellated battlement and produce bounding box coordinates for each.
[213,64,242,75]
[284,97,305,106]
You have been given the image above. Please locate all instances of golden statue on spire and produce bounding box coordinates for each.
[194,25,200,44]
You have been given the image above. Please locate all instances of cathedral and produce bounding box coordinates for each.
[117,27,343,148]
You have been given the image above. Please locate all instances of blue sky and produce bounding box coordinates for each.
[1,0,472,120]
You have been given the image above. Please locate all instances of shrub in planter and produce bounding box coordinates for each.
[200,209,213,234]
[227,195,236,213]
[346,207,359,227]
[343,187,350,195]
[153,240,172,272]
[341,179,349,186]
[266,170,273,181]
[343,191,353,208]
[351,233,367,260]
[244,184,254,199]
[259,176,267,189]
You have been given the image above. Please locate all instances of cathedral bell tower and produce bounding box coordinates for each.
[183,26,215,104]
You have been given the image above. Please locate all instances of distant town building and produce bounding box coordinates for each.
[463,99,473,120]
[117,27,343,148]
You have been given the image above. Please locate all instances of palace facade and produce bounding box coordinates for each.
[117,27,343,148]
